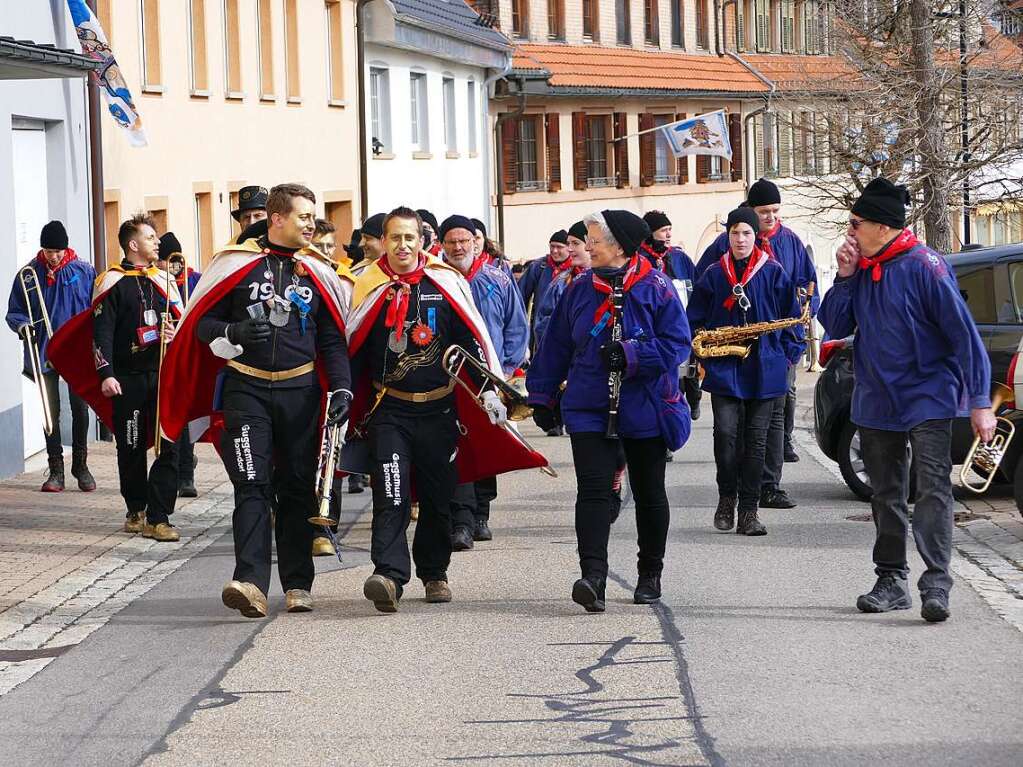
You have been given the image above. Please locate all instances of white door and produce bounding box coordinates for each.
[13,126,49,459]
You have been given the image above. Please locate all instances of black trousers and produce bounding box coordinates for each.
[712,394,778,513]
[569,432,669,580]
[860,420,954,593]
[763,364,797,491]
[176,428,195,484]
[110,371,178,523]
[42,371,89,458]
[682,373,702,413]
[220,377,320,596]
[451,475,499,532]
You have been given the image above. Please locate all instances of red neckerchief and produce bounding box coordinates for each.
[379,254,427,342]
[720,246,769,309]
[638,240,666,271]
[36,248,77,285]
[464,256,487,283]
[427,241,442,257]
[547,254,572,277]
[758,219,782,259]
[591,255,652,327]
[859,229,920,282]
[174,267,194,289]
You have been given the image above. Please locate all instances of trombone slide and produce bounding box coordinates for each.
[18,266,55,436]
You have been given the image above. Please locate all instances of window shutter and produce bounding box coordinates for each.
[696,154,710,183]
[754,114,765,177]
[501,116,518,195]
[778,112,791,176]
[676,112,688,183]
[728,112,743,181]
[792,112,804,176]
[572,111,588,190]
[545,113,561,192]
[639,112,655,187]
[614,112,629,188]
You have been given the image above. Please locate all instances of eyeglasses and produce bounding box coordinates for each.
[732,284,752,312]
[444,239,474,249]
[848,217,865,230]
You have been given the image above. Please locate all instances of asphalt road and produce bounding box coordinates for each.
[1,410,1022,766]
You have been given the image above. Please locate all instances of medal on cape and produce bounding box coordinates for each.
[268,296,291,327]
[388,322,409,354]
[286,286,313,335]
[410,321,433,347]
[264,268,273,281]
[143,309,158,326]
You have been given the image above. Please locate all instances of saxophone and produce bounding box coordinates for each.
[693,283,815,360]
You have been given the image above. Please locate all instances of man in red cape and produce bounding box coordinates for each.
[345,207,549,613]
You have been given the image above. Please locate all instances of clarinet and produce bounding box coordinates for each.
[605,277,625,439]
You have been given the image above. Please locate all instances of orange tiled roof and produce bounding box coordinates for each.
[741,54,856,93]
[511,44,770,94]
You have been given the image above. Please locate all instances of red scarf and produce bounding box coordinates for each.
[464,256,487,283]
[174,267,195,289]
[36,248,77,286]
[859,229,920,282]
[638,240,666,271]
[380,255,427,342]
[720,246,769,309]
[758,219,782,259]
[591,255,652,328]
[547,254,572,277]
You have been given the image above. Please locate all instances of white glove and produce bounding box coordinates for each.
[481,389,508,426]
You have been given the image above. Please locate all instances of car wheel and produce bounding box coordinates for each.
[1013,456,1023,520]
[838,421,873,502]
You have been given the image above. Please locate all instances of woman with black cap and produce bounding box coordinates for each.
[687,207,804,536]
[527,209,692,612]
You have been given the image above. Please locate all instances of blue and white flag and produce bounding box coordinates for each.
[66,0,147,147]
[660,110,731,161]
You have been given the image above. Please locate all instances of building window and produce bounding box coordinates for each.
[284,0,300,101]
[410,72,429,152]
[370,67,391,154]
[781,0,795,52]
[188,0,209,94]
[803,0,820,53]
[511,0,529,39]
[583,0,599,40]
[103,198,121,265]
[615,0,631,45]
[736,0,746,50]
[193,192,213,268]
[653,115,676,182]
[696,0,709,49]
[325,0,344,103]
[644,0,659,45]
[140,0,162,91]
[443,77,457,153]
[517,117,540,188]
[548,0,565,40]
[586,115,611,185]
[670,0,683,47]
[467,80,477,155]
[257,0,274,98]
[223,0,242,96]
[756,112,779,177]
[755,0,769,51]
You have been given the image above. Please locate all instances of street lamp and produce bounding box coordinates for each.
[935,1,970,245]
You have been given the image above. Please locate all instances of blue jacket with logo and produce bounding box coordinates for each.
[687,256,803,400]
[519,257,567,324]
[468,262,529,375]
[533,268,588,347]
[818,242,991,431]
[527,269,692,449]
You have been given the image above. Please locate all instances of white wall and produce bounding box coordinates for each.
[364,44,490,222]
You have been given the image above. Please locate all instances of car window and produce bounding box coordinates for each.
[1006,262,1023,324]
[955,266,998,324]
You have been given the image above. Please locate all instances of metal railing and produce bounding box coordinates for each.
[654,173,679,185]
[515,178,549,192]
[587,175,618,189]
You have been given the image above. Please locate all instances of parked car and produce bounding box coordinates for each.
[814,242,1023,515]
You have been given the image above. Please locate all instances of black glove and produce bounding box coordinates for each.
[532,405,558,433]
[600,341,628,373]
[326,389,353,427]
[227,318,271,346]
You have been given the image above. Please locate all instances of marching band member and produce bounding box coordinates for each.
[518,230,571,326]
[819,178,993,623]
[533,221,591,346]
[687,207,803,537]
[438,214,528,548]
[5,220,96,493]
[354,213,386,276]
[344,207,545,613]
[232,185,269,231]
[697,180,818,508]
[527,210,692,612]
[159,184,352,618]
[472,218,512,277]
[416,209,443,257]
[313,218,348,268]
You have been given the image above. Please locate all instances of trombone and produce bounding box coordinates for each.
[309,391,345,562]
[442,344,557,478]
[18,266,54,436]
[960,382,1016,494]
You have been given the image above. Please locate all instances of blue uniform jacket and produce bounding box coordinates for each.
[6,257,96,373]
[640,242,696,282]
[179,270,202,301]
[687,257,803,400]
[818,243,991,432]
[696,225,820,314]
[469,262,529,374]
[526,270,692,449]
[533,268,587,346]
[519,257,567,322]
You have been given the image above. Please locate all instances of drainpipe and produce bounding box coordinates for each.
[494,76,527,250]
[86,0,105,270]
[726,51,775,190]
[356,0,370,221]
[482,53,513,238]
[713,0,722,55]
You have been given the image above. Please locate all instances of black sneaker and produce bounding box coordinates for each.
[714,496,736,531]
[784,444,800,462]
[473,519,492,542]
[690,400,701,421]
[572,577,606,613]
[178,480,198,498]
[665,449,674,462]
[760,488,796,509]
[921,588,950,623]
[736,509,767,536]
[348,474,366,494]
[451,526,474,551]
[633,573,661,604]
[856,574,912,613]
[545,426,564,437]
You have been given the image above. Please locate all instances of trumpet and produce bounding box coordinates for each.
[960,382,1016,494]
[18,266,54,436]
[442,344,557,477]
[309,391,345,561]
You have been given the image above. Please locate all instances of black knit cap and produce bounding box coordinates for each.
[471,218,487,237]
[568,220,587,242]
[158,232,182,260]
[642,210,672,232]
[236,218,269,245]
[747,177,781,208]
[416,209,439,231]
[601,209,651,257]
[549,229,569,245]
[40,220,68,250]
[726,206,760,234]
[438,215,477,242]
[361,213,386,239]
[852,177,911,229]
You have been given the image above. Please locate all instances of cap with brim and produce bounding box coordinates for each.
[231,185,269,221]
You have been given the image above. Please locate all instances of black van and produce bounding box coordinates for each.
[813,242,1023,514]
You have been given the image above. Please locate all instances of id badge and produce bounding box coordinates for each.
[137,325,160,348]
[143,309,159,326]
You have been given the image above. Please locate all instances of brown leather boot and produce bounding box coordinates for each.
[41,457,64,493]
[70,449,96,492]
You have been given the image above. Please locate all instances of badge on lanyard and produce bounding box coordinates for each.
[143,309,159,326]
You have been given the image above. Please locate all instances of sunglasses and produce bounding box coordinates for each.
[732,284,752,312]
[848,217,865,230]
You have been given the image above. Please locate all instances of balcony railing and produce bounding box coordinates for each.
[515,178,549,192]
[587,175,618,189]
[654,173,680,185]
